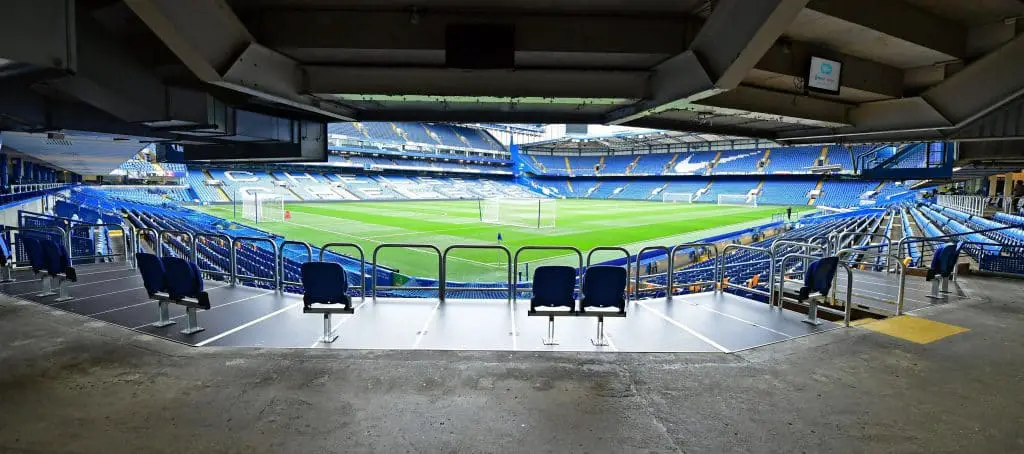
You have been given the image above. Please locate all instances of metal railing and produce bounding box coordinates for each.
[442,245,512,301]
[768,240,826,305]
[777,253,854,326]
[278,241,313,290]
[372,244,443,300]
[67,223,131,263]
[936,195,985,216]
[193,233,233,279]
[320,243,366,300]
[158,230,196,261]
[668,242,720,295]
[634,246,673,299]
[718,244,774,300]
[512,246,583,302]
[836,248,907,315]
[586,246,630,301]
[231,236,279,286]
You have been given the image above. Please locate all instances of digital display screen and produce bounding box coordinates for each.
[807,56,842,94]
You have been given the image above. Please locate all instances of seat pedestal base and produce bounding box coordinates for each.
[151,300,176,328]
[180,307,205,335]
[320,313,339,344]
[590,317,610,347]
[541,316,558,346]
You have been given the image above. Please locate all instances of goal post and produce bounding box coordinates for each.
[241,193,285,223]
[662,192,694,203]
[717,194,758,207]
[479,198,556,228]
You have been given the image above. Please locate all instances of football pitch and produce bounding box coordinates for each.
[198,200,803,282]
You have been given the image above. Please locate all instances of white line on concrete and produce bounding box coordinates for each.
[636,301,730,353]
[51,286,146,305]
[412,301,442,348]
[196,303,301,347]
[690,305,792,338]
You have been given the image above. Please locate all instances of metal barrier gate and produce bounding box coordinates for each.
[158,230,196,261]
[320,243,367,300]
[66,223,131,263]
[278,240,313,290]
[372,244,443,300]
[512,246,583,303]
[718,244,774,299]
[231,236,278,287]
[668,242,720,296]
[442,244,512,301]
[634,246,673,300]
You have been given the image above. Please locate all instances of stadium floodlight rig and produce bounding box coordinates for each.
[479,198,556,229]
[241,193,285,223]
[662,192,694,203]
[718,194,758,207]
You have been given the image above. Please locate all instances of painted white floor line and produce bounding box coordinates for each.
[51,286,146,305]
[196,303,300,347]
[86,283,230,317]
[412,302,442,348]
[130,289,272,329]
[690,304,792,338]
[508,299,518,351]
[636,301,730,353]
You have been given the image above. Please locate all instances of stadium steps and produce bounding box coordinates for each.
[610,183,629,198]
[564,156,573,176]
[759,149,771,174]
[566,179,574,193]
[664,153,680,172]
[709,151,724,174]
[624,155,642,175]
[205,169,232,201]
[808,179,825,205]
[596,156,605,175]
[651,182,670,200]
[270,173,306,201]
[421,124,443,145]
[818,146,830,165]
[585,182,601,197]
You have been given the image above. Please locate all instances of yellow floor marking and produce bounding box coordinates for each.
[859,315,968,344]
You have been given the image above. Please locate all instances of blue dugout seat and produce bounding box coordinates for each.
[580,265,628,346]
[528,265,578,345]
[300,261,355,344]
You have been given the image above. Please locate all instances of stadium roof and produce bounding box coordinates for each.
[523,130,765,152]
[2,0,1024,173]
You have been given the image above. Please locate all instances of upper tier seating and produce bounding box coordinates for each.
[328,122,504,152]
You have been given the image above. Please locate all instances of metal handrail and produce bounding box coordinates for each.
[193,233,233,279]
[133,227,158,257]
[372,243,443,300]
[512,246,583,302]
[442,244,512,301]
[767,240,825,305]
[231,236,279,286]
[278,240,313,291]
[836,247,907,315]
[634,246,673,299]
[320,243,367,301]
[777,253,854,326]
[586,246,630,302]
[66,223,131,262]
[668,242,720,296]
[158,229,196,261]
[718,244,774,301]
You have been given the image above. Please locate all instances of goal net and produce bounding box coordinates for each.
[717,194,758,207]
[242,193,285,223]
[662,192,694,203]
[480,198,556,228]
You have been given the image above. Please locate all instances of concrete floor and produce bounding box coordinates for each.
[1,275,1022,453]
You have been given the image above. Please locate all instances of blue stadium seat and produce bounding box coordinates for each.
[797,257,838,302]
[580,265,628,346]
[301,262,355,343]
[0,235,14,283]
[528,265,577,345]
[134,254,211,334]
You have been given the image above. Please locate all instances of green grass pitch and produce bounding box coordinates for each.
[198,200,804,282]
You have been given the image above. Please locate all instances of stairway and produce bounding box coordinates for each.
[808,179,825,205]
[596,156,606,175]
[664,153,681,171]
[818,146,830,165]
[695,180,713,201]
[205,169,232,201]
[564,156,573,175]
[566,179,574,193]
[531,155,546,172]
[585,182,601,197]
[651,182,670,200]
[708,151,723,174]
[625,156,642,175]
[759,149,771,174]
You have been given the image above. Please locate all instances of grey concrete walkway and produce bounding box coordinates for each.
[1,275,1022,453]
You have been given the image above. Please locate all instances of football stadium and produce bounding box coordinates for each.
[2,1,1024,452]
